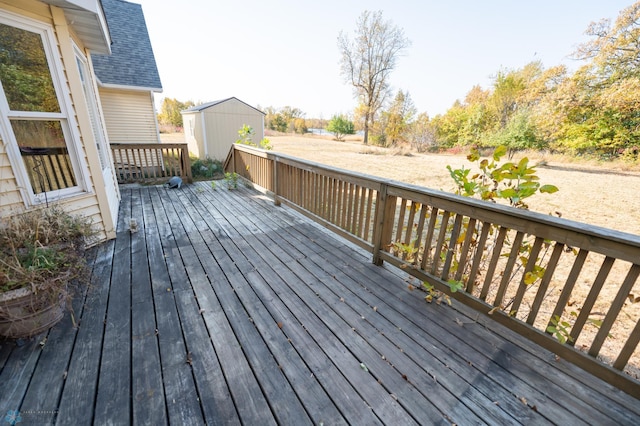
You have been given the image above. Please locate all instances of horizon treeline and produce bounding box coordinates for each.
[159,3,640,161]
[370,2,640,159]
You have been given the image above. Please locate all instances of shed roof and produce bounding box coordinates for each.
[183,97,265,115]
[91,0,162,91]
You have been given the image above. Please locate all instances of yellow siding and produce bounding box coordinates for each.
[0,0,52,23]
[0,140,22,216]
[0,2,115,241]
[183,113,203,157]
[99,88,160,144]
[199,98,264,161]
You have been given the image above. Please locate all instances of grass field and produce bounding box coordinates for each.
[266,134,640,237]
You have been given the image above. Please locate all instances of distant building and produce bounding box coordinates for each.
[182,97,265,160]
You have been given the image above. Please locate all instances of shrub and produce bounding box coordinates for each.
[191,157,223,180]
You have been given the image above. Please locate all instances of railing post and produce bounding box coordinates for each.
[272,154,281,206]
[372,183,396,266]
[231,145,236,174]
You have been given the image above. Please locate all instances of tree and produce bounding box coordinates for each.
[407,113,436,152]
[338,10,410,144]
[157,98,194,128]
[383,90,416,145]
[327,114,355,141]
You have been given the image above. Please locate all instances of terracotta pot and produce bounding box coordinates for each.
[0,286,66,339]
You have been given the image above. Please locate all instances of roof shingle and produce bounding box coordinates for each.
[91,0,162,91]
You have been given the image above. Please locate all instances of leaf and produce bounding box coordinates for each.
[467,148,480,162]
[360,363,369,372]
[488,306,500,315]
[539,185,559,194]
[493,145,507,160]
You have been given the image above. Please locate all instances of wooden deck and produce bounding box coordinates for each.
[1,182,639,425]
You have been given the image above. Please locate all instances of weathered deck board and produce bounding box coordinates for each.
[1,182,639,425]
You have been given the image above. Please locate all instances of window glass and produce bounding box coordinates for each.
[0,22,60,112]
[10,119,76,193]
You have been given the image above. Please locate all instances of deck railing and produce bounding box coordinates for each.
[225,143,640,397]
[20,146,77,193]
[110,143,192,185]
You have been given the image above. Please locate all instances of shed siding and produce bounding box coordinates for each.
[99,88,160,144]
[187,98,264,161]
[183,113,202,158]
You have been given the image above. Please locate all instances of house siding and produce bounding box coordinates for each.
[99,88,160,144]
[0,1,114,241]
[0,136,21,216]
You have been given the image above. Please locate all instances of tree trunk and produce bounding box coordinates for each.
[363,112,370,145]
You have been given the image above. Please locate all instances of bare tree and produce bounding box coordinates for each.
[338,10,410,144]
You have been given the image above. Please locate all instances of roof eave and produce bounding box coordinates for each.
[97,81,163,93]
[43,0,111,54]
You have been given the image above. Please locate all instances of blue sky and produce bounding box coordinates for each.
[134,0,634,118]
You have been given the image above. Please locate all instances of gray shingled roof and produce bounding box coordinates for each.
[183,97,265,114]
[91,0,162,90]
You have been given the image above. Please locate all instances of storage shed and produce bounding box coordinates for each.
[182,97,265,160]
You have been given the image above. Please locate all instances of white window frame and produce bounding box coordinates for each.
[0,11,91,206]
[73,43,111,172]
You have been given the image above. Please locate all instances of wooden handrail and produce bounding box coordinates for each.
[110,143,192,185]
[225,143,640,397]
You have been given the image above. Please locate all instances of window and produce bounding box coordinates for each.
[0,14,87,203]
[75,47,109,171]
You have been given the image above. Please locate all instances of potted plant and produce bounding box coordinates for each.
[0,206,95,339]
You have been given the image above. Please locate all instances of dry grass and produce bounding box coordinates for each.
[268,135,640,236]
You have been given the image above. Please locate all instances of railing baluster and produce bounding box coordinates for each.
[412,204,428,266]
[455,217,477,283]
[614,309,640,370]
[570,256,615,345]
[420,207,439,271]
[494,231,526,309]
[441,213,463,281]
[364,189,374,243]
[394,199,408,245]
[511,236,545,315]
[548,249,589,329]
[480,226,508,302]
[430,210,451,276]
[527,243,565,325]
[590,264,640,357]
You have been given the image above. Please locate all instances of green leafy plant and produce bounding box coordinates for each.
[191,157,223,179]
[441,145,562,318]
[546,315,574,344]
[447,145,558,209]
[224,172,239,190]
[235,125,272,150]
